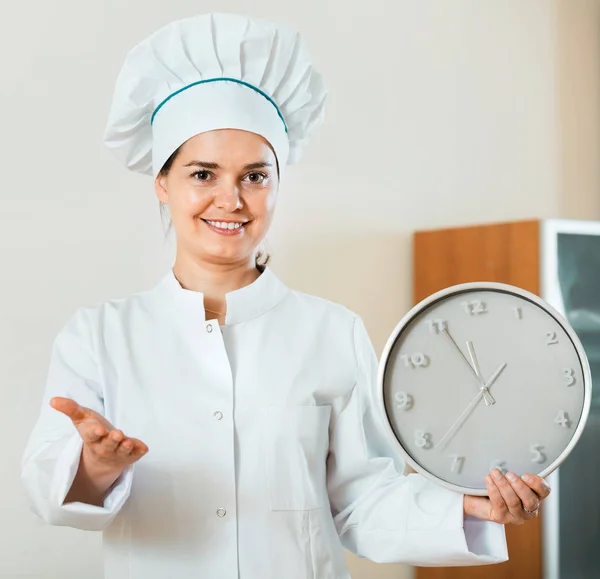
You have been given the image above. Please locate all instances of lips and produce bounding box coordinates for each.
[201,218,248,236]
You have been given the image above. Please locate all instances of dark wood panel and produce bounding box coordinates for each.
[413,219,542,579]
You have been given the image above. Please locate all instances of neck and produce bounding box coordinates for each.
[172,254,262,314]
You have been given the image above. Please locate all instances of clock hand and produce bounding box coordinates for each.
[441,329,496,405]
[435,362,507,451]
[466,340,495,406]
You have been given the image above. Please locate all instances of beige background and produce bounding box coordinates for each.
[2,1,600,578]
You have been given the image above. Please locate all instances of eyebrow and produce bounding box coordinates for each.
[182,161,273,170]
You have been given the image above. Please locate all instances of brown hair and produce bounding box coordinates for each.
[157,145,271,267]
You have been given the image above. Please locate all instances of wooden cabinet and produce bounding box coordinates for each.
[413,219,542,579]
[413,218,600,579]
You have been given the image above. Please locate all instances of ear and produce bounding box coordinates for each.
[154,174,169,204]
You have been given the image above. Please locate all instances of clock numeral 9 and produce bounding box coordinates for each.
[530,444,546,464]
[401,353,429,368]
[394,391,413,411]
[546,331,559,345]
[461,300,487,315]
[414,430,432,449]
[563,368,576,386]
[554,411,570,428]
[490,460,507,474]
[449,455,465,474]
[425,319,447,334]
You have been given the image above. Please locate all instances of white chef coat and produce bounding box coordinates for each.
[21,267,508,578]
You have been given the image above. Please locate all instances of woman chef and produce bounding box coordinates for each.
[21,12,550,579]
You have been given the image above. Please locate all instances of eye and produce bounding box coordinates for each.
[243,172,267,184]
[191,170,214,182]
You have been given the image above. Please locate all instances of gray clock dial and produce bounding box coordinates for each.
[379,283,592,496]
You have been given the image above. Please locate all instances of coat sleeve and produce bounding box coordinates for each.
[21,307,134,531]
[326,315,508,566]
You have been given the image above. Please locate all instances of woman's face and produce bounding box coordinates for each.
[155,129,279,268]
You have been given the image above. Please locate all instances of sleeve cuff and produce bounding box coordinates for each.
[51,434,134,530]
[404,478,508,566]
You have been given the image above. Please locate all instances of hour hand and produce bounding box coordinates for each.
[467,341,495,406]
[441,329,495,405]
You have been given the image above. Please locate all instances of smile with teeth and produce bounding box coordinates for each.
[204,219,246,231]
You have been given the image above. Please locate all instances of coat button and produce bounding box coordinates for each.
[206,324,213,333]
[213,411,223,421]
[216,507,227,518]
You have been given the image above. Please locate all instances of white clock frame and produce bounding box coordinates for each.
[377,279,592,498]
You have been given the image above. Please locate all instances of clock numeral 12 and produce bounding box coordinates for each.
[414,430,432,449]
[449,455,465,474]
[564,368,576,386]
[554,411,570,428]
[513,307,522,319]
[530,444,546,464]
[461,300,487,315]
[394,391,413,410]
[401,353,429,368]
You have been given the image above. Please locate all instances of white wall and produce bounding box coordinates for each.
[2,1,599,578]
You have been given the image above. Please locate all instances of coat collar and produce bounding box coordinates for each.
[155,266,289,325]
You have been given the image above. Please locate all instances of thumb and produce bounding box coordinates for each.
[50,397,89,423]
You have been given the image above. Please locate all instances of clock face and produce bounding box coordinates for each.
[380,284,591,495]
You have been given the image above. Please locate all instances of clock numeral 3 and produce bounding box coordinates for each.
[414,430,432,449]
[554,411,570,428]
[394,391,413,410]
[490,460,507,474]
[546,331,559,345]
[461,300,487,315]
[530,444,546,464]
[449,455,465,474]
[425,319,447,334]
[563,368,576,386]
[401,353,429,368]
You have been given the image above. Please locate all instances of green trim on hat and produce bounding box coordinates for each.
[150,77,288,132]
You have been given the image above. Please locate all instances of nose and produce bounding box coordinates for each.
[213,183,242,213]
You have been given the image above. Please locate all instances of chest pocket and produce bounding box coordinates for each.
[264,405,332,511]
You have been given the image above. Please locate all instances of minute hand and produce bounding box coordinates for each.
[435,362,507,451]
[441,329,495,405]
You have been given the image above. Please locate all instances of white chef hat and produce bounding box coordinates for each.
[103,12,327,179]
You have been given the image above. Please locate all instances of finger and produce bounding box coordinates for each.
[79,421,108,444]
[101,430,125,453]
[521,473,551,499]
[129,438,149,457]
[485,474,510,522]
[490,468,525,521]
[117,438,135,456]
[505,472,541,514]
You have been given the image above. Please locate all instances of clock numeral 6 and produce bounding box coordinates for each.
[546,331,559,345]
[414,430,432,449]
[449,455,465,473]
[490,460,507,474]
[401,353,429,368]
[563,368,576,386]
[394,391,413,411]
[554,411,570,428]
[530,444,546,464]
[425,319,447,334]
[461,300,487,315]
